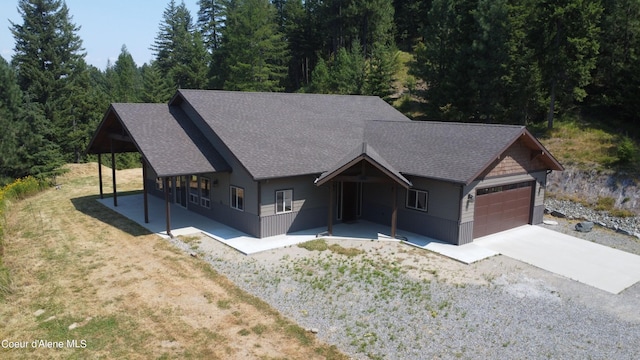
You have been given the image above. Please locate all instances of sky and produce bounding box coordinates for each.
[0,0,200,69]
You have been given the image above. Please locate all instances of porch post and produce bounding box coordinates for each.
[111,140,117,207]
[98,153,103,199]
[142,159,149,224]
[391,185,397,238]
[164,177,173,238]
[327,182,333,236]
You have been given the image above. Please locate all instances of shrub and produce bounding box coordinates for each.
[617,136,636,164]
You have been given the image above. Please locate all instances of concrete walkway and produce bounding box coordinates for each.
[96,194,496,262]
[475,225,640,294]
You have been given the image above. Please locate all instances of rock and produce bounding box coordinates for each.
[543,220,558,225]
[634,232,640,239]
[550,210,566,218]
[68,323,78,330]
[307,328,319,334]
[616,228,634,236]
[34,309,45,317]
[575,221,594,233]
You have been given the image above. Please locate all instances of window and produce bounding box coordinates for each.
[189,175,199,204]
[406,189,428,212]
[230,186,244,211]
[200,177,211,208]
[276,189,293,214]
[155,177,163,191]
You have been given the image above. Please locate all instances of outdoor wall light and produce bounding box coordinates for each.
[467,194,474,201]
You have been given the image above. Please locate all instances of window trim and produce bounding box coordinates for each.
[406,188,428,212]
[199,176,211,208]
[275,189,293,214]
[230,185,244,211]
[189,175,199,204]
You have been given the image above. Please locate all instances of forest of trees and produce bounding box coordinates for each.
[0,0,639,184]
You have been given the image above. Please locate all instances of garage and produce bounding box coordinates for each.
[472,181,533,239]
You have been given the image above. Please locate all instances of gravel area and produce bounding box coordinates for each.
[168,219,640,360]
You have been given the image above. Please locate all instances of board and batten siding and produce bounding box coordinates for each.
[259,176,328,237]
[398,177,462,244]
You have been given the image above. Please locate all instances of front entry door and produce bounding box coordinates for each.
[175,176,187,208]
[342,182,359,222]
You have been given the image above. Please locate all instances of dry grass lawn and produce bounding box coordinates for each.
[0,163,345,359]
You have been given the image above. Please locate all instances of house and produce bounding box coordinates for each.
[86,90,563,245]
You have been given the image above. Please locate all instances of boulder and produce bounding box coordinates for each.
[575,221,594,233]
[550,210,566,218]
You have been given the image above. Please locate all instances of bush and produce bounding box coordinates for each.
[617,136,636,164]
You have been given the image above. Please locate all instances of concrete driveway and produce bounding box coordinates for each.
[475,225,640,294]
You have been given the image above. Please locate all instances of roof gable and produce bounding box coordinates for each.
[315,142,412,188]
[87,103,230,177]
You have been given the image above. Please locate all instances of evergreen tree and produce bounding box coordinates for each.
[10,0,86,169]
[528,0,602,128]
[364,44,400,99]
[219,0,289,91]
[141,63,174,103]
[106,45,142,102]
[197,0,225,53]
[0,57,24,183]
[594,0,640,120]
[152,1,208,89]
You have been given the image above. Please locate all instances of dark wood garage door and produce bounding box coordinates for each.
[473,182,533,239]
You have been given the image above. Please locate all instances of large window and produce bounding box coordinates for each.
[275,189,293,214]
[189,175,199,204]
[200,177,211,208]
[230,186,244,211]
[406,189,428,212]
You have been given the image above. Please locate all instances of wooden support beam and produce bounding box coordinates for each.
[142,159,149,224]
[107,132,133,143]
[331,175,393,184]
[327,182,333,236]
[164,177,173,238]
[391,185,397,238]
[111,140,117,207]
[98,153,103,199]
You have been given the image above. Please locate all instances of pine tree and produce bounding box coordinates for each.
[152,1,208,89]
[219,0,289,91]
[141,63,174,103]
[595,0,640,120]
[0,57,24,183]
[10,0,86,171]
[529,0,602,128]
[364,44,399,100]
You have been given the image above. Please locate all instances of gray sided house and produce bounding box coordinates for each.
[87,90,563,245]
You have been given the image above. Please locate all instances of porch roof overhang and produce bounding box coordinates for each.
[314,142,412,189]
[86,103,231,178]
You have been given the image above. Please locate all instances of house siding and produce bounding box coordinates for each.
[259,176,328,237]
[361,178,462,244]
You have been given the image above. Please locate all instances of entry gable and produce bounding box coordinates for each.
[314,142,412,189]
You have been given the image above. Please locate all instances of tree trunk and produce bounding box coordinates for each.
[547,77,556,129]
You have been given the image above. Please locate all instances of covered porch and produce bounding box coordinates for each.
[96,193,495,262]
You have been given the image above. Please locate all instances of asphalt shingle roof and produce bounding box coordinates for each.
[89,90,561,185]
[175,90,410,180]
[95,103,230,177]
[363,121,531,184]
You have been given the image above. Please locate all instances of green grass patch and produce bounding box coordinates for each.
[298,239,364,257]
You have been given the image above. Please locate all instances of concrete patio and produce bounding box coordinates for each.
[96,194,496,263]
